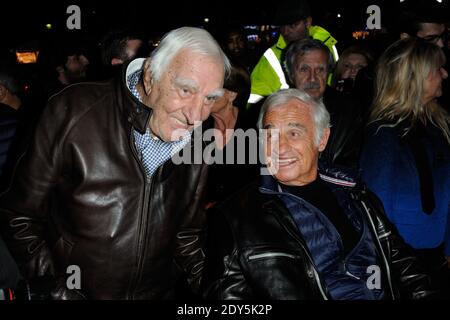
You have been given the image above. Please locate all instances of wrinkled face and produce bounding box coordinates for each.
[341,53,368,80]
[226,32,246,55]
[417,23,446,48]
[281,19,310,43]
[146,49,225,141]
[263,99,329,186]
[293,49,328,100]
[423,65,448,105]
[211,89,236,114]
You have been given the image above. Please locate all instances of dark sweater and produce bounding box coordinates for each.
[282,178,360,254]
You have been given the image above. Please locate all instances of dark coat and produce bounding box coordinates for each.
[202,165,436,300]
[0,65,209,299]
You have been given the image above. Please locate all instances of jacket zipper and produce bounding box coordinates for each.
[265,187,380,293]
[127,129,154,299]
[131,173,153,298]
[360,200,395,299]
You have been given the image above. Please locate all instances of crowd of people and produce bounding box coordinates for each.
[0,0,449,301]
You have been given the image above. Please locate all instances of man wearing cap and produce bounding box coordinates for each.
[248,0,338,106]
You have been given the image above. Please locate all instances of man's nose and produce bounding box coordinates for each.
[277,133,290,154]
[183,96,205,125]
[441,67,448,79]
[308,69,317,81]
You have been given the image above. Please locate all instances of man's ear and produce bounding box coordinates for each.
[400,32,411,40]
[305,17,312,29]
[143,68,153,96]
[318,127,330,152]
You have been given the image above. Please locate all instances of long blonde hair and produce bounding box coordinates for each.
[371,38,450,143]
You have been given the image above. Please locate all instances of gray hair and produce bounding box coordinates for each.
[147,27,231,81]
[257,88,330,146]
[285,38,334,84]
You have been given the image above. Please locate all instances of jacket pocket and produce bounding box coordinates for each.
[248,252,298,261]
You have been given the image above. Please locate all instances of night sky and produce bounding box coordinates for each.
[0,0,448,49]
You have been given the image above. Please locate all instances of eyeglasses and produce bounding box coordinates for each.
[421,31,448,45]
[343,63,367,72]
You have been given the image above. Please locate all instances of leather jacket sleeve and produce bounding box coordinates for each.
[361,188,438,299]
[201,208,255,300]
[173,163,209,294]
[0,97,63,281]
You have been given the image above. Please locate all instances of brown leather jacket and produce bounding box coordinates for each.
[0,70,208,299]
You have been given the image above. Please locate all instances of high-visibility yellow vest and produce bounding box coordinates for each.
[309,25,339,62]
[248,27,338,106]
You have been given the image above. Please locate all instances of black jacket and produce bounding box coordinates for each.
[202,166,436,300]
[320,88,368,168]
[0,65,208,299]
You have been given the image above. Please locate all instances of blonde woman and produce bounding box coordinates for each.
[332,45,373,93]
[360,38,450,294]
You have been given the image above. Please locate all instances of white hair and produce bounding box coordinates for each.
[257,88,330,146]
[147,26,231,81]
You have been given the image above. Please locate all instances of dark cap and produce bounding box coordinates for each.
[273,0,312,25]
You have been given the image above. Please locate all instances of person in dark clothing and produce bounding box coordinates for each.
[0,104,19,176]
[0,67,22,177]
[219,26,257,73]
[395,0,449,111]
[205,62,257,206]
[99,29,145,79]
[0,27,230,300]
[0,66,22,295]
[396,1,447,49]
[202,88,438,300]
[36,35,92,102]
[0,235,20,292]
[360,38,450,296]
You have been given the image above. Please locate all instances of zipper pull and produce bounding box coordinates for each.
[344,262,361,280]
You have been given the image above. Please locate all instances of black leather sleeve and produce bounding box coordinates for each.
[201,207,255,300]
[362,189,438,299]
[173,163,209,295]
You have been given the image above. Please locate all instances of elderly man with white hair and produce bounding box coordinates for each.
[202,88,437,300]
[0,27,230,299]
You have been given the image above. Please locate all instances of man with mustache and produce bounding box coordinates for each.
[202,88,437,300]
[247,0,338,106]
[0,27,230,299]
[285,38,366,168]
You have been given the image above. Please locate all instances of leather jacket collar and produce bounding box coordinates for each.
[259,161,361,194]
[120,59,152,134]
